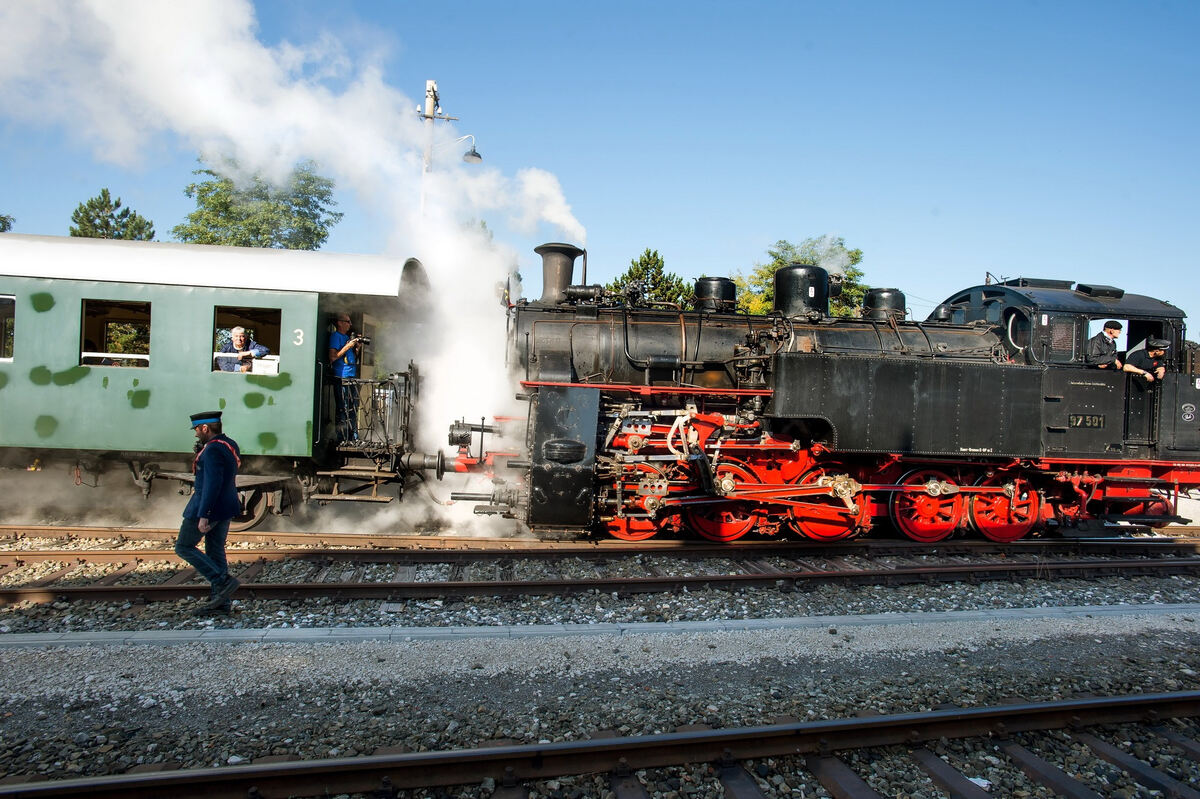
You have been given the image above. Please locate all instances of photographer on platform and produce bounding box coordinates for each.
[328,313,364,441]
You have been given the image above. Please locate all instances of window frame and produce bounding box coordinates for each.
[0,294,13,361]
[212,305,282,375]
[79,298,152,368]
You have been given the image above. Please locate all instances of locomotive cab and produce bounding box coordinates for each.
[929,277,1196,461]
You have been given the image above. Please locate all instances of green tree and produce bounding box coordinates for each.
[68,189,155,240]
[605,248,694,307]
[734,236,868,317]
[105,321,151,357]
[172,160,343,250]
[0,214,13,232]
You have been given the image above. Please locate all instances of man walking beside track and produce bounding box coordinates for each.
[174,410,242,616]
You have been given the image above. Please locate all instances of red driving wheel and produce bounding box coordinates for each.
[685,462,760,542]
[787,463,867,541]
[889,469,964,543]
[968,475,1041,542]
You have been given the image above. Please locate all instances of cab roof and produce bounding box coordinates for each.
[935,278,1185,320]
[0,233,414,297]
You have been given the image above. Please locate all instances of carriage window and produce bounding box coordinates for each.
[1,295,13,360]
[212,306,281,374]
[80,299,151,367]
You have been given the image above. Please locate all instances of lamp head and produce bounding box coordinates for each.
[462,146,483,164]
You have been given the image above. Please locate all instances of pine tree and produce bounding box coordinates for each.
[605,248,694,307]
[68,189,155,240]
[0,214,13,233]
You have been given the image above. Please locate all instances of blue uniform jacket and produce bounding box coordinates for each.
[184,435,242,521]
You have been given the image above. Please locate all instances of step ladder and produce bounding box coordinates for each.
[310,463,398,503]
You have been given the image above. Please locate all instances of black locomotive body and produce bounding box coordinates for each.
[456,243,1200,542]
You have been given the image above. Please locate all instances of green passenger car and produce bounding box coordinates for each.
[0,233,440,529]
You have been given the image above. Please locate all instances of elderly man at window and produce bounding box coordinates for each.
[217,326,269,372]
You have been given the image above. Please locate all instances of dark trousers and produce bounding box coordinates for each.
[331,376,360,441]
[175,517,232,587]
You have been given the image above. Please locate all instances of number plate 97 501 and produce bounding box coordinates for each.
[1069,414,1105,428]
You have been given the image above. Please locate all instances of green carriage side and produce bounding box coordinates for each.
[0,233,431,528]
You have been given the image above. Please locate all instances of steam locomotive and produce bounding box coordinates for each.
[453,243,1200,542]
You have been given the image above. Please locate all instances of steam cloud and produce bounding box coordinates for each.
[0,0,587,533]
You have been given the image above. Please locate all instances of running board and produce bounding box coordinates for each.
[1101,513,1191,525]
[308,493,395,503]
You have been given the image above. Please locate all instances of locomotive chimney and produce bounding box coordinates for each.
[534,243,585,304]
[774,263,830,318]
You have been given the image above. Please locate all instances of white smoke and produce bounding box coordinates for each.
[806,234,851,279]
[0,0,587,534]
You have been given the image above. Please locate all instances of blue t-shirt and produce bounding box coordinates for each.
[329,330,358,378]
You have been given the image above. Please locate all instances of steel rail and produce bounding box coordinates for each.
[3,523,1199,557]
[0,691,1195,799]
[2,556,1199,606]
[4,536,1200,566]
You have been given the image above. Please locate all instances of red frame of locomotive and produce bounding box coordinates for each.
[448,379,1200,543]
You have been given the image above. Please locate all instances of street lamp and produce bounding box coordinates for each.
[457,135,483,164]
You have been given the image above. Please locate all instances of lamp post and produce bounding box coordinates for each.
[418,80,483,214]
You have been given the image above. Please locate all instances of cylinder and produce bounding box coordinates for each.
[863,288,906,322]
[774,263,829,317]
[534,243,584,304]
[694,276,737,311]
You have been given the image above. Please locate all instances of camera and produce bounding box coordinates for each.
[354,334,371,346]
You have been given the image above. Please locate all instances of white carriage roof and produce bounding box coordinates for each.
[0,233,408,297]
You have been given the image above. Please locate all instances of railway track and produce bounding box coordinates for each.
[2,538,1200,607]
[0,691,1195,798]
[4,522,1200,551]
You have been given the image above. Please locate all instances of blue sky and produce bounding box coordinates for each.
[2,0,1198,321]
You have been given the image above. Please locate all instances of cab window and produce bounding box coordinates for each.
[80,299,150,367]
[1,295,13,360]
[212,306,281,374]
[1048,315,1078,363]
[1004,309,1030,352]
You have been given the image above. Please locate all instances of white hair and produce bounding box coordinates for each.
[230,326,246,336]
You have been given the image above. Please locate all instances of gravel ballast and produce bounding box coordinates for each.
[0,606,1198,795]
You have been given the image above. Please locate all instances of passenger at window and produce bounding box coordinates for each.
[1126,338,1169,383]
[1085,320,1124,370]
[328,313,362,441]
[218,326,268,372]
